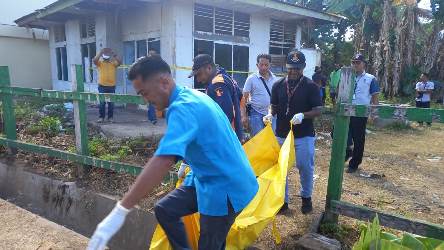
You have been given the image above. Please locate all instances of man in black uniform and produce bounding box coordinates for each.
[264,50,322,214]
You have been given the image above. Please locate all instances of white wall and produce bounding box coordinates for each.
[249,14,271,74]
[161,0,193,88]
[0,25,51,89]
[120,4,161,41]
[301,48,321,78]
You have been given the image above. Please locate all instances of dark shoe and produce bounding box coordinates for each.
[152,120,157,125]
[346,166,358,173]
[278,202,289,214]
[301,197,313,214]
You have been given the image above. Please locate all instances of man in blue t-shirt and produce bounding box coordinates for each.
[88,55,258,250]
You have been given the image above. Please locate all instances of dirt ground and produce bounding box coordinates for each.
[251,122,444,249]
[0,198,88,250]
[3,112,444,249]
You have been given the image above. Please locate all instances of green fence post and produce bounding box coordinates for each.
[324,67,355,224]
[0,66,17,154]
[72,64,89,176]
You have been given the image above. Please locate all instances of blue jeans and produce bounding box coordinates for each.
[147,104,157,123]
[98,85,115,119]
[249,108,276,137]
[277,136,316,201]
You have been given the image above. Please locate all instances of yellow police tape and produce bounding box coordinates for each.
[149,124,295,250]
[90,64,287,76]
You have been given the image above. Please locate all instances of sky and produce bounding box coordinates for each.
[0,0,55,25]
[0,0,433,25]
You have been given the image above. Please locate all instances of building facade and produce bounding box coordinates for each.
[16,0,340,93]
[0,24,51,89]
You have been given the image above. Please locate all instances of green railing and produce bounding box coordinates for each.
[0,65,144,176]
[323,67,444,240]
[1,65,444,240]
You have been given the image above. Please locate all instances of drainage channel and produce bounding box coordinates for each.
[0,159,157,250]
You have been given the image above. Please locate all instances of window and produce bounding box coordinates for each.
[54,25,66,43]
[56,47,68,81]
[148,38,160,55]
[136,40,147,58]
[269,19,296,55]
[194,39,249,88]
[124,38,161,64]
[80,20,95,39]
[194,4,213,33]
[233,45,249,86]
[81,42,96,82]
[194,4,250,38]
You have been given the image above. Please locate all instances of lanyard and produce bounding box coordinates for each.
[354,73,365,94]
[285,76,304,116]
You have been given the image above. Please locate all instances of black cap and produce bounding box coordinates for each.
[286,50,306,69]
[352,53,366,63]
[188,54,214,78]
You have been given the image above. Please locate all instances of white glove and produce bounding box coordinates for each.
[263,113,273,125]
[290,113,304,125]
[178,162,188,179]
[87,202,131,250]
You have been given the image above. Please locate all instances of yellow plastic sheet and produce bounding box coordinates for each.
[150,124,295,250]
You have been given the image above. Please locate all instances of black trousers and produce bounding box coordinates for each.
[347,117,368,169]
[154,186,239,250]
[416,101,431,125]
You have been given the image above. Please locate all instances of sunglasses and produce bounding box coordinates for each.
[352,61,363,65]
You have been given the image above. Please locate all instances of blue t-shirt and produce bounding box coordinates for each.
[155,85,258,216]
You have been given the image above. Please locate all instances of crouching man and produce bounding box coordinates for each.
[87,55,258,250]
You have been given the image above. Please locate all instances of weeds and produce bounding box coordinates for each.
[26,116,62,137]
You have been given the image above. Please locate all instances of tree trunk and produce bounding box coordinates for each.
[422,22,444,73]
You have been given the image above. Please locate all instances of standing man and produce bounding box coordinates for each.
[264,50,322,214]
[242,54,279,136]
[415,73,434,126]
[346,54,380,173]
[189,54,244,141]
[329,63,342,106]
[93,48,121,123]
[312,66,327,105]
[88,56,258,250]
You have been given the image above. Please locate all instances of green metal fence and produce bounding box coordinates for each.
[0,65,144,176]
[1,64,444,240]
[323,67,444,240]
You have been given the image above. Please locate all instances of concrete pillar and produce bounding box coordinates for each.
[295,25,302,50]
[65,20,82,81]
[95,13,122,57]
[48,26,58,89]
[249,14,271,73]
[161,0,193,87]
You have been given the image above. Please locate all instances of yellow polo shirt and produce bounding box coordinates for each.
[97,59,119,86]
